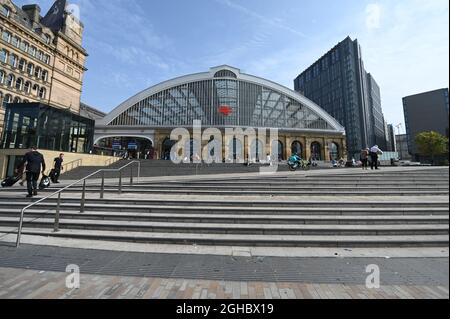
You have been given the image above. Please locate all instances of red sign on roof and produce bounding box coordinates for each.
[218,105,233,117]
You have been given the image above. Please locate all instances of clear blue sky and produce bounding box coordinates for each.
[15,0,450,132]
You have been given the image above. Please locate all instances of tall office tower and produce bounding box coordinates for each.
[294,36,388,158]
[403,88,449,162]
[386,123,397,152]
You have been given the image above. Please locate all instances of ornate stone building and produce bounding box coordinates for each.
[0,0,87,136]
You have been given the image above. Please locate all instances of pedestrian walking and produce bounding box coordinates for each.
[360,148,369,170]
[16,146,46,198]
[369,145,383,170]
[52,153,64,183]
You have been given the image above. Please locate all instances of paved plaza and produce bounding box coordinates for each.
[0,167,448,299]
[0,244,448,299]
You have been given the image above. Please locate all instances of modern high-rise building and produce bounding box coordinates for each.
[403,88,449,162]
[386,123,397,152]
[367,73,387,150]
[0,0,87,137]
[294,36,387,158]
[395,134,411,161]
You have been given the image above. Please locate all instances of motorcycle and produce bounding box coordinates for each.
[288,154,310,171]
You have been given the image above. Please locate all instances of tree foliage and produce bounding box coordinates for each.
[415,131,449,164]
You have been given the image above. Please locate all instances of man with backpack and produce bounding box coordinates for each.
[16,146,46,198]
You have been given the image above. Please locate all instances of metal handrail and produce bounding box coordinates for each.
[61,158,83,173]
[15,160,141,248]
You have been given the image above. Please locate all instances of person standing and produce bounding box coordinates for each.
[53,153,64,183]
[369,145,383,170]
[360,148,369,170]
[16,146,46,198]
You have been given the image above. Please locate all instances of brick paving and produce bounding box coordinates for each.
[0,244,448,299]
[0,267,448,299]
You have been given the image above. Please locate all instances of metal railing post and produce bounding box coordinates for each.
[16,208,25,247]
[80,179,86,213]
[119,170,122,194]
[130,166,133,185]
[138,162,141,183]
[15,161,140,248]
[100,171,105,199]
[54,192,61,232]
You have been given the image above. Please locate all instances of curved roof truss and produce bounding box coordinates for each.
[99,65,345,133]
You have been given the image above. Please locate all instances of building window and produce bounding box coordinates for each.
[34,67,41,79]
[0,49,8,63]
[43,34,51,45]
[44,54,50,65]
[8,54,17,67]
[15,77,23,91]
[18,58,26,71]
[37,50,44,61]
[3,94,12,107]
[32,84,39,96]
[41,70,48,82]
[6,74,14,87]
[27,63,34,76]
[39,87,46,99]
[11,36,20,48]
[0,70,4,84]
[24,81,31,94]
[20,41,29,53]
[13,96,21,103]
[2,30,11,43]
[214,70,237,78]
[0,5,10,18]
[28,46,36,57]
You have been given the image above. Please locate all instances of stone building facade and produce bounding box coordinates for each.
[0,0,87,137]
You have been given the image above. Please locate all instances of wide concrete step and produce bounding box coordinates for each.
[0,209,447,225]
[1,198,448,209]
[59,184,450,191]
[1,216,449,236]
[139,180,450,186]
[2,227,448,247]
[27,188,449,197]
[1,202,448,216]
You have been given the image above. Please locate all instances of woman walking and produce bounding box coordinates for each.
[360,148,369,170]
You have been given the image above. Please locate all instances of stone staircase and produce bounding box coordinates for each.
[0,168,448,248]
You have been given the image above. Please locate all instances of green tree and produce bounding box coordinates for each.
[415,131,449,165]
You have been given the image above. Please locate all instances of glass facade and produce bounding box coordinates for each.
[108,79,334,131]
[1,103,94,153]
[294,37,387,158]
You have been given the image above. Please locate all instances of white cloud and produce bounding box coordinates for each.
[366,3,382,30]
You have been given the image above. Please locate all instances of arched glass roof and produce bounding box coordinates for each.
[99,66,345,133]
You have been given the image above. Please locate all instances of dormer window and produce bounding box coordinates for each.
[0,5,10,18]
[43,34,51,45]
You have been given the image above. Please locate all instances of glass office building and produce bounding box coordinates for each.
[294,37,388,158]
[1,102,94,153]
[95,66,347,161]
